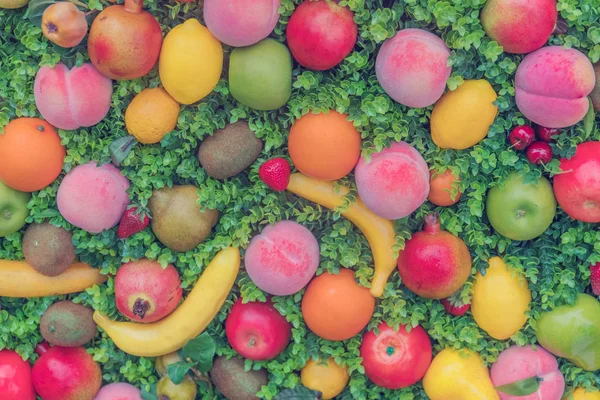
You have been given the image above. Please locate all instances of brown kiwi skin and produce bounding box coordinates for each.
[40,301,96,347]
[210,356,268,400]
[22,222,75,277]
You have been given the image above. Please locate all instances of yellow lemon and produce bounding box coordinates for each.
[430,79,498,150]
[0,0,28,8]
[125,88,180,144]
[301,358,349,399]
[471,256,531,340]
[571,388,600,400]
[159,19,223,105]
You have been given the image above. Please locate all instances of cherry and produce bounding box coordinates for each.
[526,142,553,164]
[535,125,560,142]
[508,125,535,150]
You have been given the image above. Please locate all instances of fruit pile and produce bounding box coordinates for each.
[1,0,600,399]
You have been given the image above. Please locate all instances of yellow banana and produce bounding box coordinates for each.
[94,247,240,357]
[287,173,397,297]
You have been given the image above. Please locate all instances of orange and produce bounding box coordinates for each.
[301,358,349,399]
[125,88,180,144]
[288,111,361,181]
[0,118,66,192]
[302,268,374,341]
[428,169,462,207]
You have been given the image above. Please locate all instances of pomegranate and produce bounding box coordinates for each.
[88,0,162,80]
[42,2,88,48]
[397,213,472,299]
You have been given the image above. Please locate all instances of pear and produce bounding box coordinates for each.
[156,376,197,400]
[149,185,219,252]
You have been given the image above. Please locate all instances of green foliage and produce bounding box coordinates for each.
[1,0,600,399]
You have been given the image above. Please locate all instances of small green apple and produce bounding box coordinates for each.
[0,181,30,237]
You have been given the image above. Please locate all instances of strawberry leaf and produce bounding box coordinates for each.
[495,376,542,396]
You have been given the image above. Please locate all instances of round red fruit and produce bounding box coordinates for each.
[508,125,535,150]
[225,298,292,361]
[286,0,358,71]
[360,322,432,389]
[0,350,36,400]
[536,125,560,142]
[526,141,553,164]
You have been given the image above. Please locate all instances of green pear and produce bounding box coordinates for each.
[0,181,30,237]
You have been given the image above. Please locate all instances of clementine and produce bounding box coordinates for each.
[428,169,461,207]
[288,111,361,181]
[302,268,374,341]
[0,118,66,192]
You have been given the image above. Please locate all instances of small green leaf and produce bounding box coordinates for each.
[274,386,322,400]
[181,332,216,372]
[140,384,158,400]
[495,376,542,396]
[109,136,136,166]
[24,0,57,25]
[584,97,595,137]
[166,362,194,385]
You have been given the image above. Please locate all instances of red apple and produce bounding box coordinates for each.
[553,141,600,222]
[286,0,358,71]
[225,298,292,361]
[32,346,101,400]
[0,350,36,400]
[115,259,182,323]
[360,322,432,389]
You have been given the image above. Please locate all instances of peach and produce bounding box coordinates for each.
[375,28,451,108]
[203,0,280,47]
[34,63,113,130]
[245,220,319,296]
[355,141,430,220]
[515,46,596,128]
[491,345,565,400]
[57,162,130,233]
[94,383,142,400]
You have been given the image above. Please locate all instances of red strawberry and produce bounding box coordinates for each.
[590,263,600,296]
[117,207,150,239]
[441,297,470,317]
[259,158,291,191]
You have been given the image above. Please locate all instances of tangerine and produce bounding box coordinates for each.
[301,358,349,399]
[302,268,374,341]
[428,169,462,207]
[288,111,361,181]
[0,118,65,192]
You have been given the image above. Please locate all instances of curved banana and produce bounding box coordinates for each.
[287,173,397,297]
[94,247,240,357]
[0,261,106,298]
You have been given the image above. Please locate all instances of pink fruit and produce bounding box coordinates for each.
[491,345,565,400]
[57,162,130,233]
[515,46,595,128]
[245,220,319,296]
[481,0,557,54]
[115,259,182,323]
[553,141,600,223]
[34,63,113,130]
[376,28,451,108]
[94,383,142,400]
[286,0,358,71]
[355,141,430,220]
[203,0,280,47]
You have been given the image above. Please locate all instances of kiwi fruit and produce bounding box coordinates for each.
[40,300,96,347]
[198,121,263,180]
[22,222,75,277]
[210,356,268,400]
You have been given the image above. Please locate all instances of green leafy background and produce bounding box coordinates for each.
[1,0,600,398]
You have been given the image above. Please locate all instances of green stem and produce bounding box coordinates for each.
[67,0,90,9]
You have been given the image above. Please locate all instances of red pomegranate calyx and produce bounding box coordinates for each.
[423,213,441,234]
[124,0,143,14]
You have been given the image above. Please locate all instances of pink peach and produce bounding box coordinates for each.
[34,63,113,130]
[375,28,451,108]
[355,141,430,220]
[204,0,280,47]
[94,383,142,400]
[57,162,130,233]
[245,220,319,296]
[515,46,596,128]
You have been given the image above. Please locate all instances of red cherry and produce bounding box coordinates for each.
[508,125,535,150]
[535,126,560,142]
[526,142,553,164]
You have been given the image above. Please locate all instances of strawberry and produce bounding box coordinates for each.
[117,207,150,239]
[259,158,291,191]
[590,263,600,296]
[441,297,470,317]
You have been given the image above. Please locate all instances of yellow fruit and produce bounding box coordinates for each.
[159,19,223,105]
[571,388,600,400]
[125,88,180,144]
[423,348,499,400]
[471,256,531,340]
[0,0,28,9]
[430,79,498,150]
[301,358,349,400]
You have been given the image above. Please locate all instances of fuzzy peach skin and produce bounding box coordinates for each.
[203,0,280,47]
[245,220,320,296]
[355,141,430,220]
[515,46,596,128]
[491,345,565,400]
[375,28,451,108]
[57,162,130,233]
[34,63,113,130]
[94,383,142,400]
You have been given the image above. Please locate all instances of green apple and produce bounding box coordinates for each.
[486,172,556,241]
[0,181,30,237]
[229,38,292,111]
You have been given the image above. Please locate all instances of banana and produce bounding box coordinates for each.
[287,173,397,297]
[93,247,240,357]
